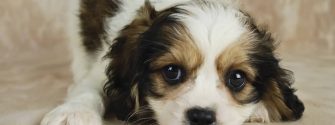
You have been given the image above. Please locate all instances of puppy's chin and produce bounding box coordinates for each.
[103,1,304,124]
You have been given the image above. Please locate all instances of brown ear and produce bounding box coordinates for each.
[262,69,305,121]
[248,32,305,121]
[246,26,304,122]
[242,12,305,121]
[248,48,305,122]
[103,2,157,121]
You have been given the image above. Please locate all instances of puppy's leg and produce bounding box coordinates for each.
[41,60,108,125]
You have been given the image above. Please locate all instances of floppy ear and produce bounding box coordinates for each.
[103,2,157,121]
[261,68,305,121]
[247,24,305,121]
[240,12,305,121]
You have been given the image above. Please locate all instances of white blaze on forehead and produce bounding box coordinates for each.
[169,0,248,98]
[172,2,247,59]
[170,1,248,99]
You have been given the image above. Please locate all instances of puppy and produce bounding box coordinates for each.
[41,0,304,125]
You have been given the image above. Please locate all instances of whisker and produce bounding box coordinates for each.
[132,117,155,125]
[125,105,153,125]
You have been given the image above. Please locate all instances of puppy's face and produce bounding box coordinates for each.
[145,9,257,125]
[104,1,304,125]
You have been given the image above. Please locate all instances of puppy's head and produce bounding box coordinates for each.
[104,1,304,125]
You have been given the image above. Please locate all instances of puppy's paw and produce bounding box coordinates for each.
[245,117,267,123]
[41,104,102,125]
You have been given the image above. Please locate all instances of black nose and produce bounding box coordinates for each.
[186,107,216,125]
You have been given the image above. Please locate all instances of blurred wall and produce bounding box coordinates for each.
[0,0,70,59]
[0,1,72,124]
[0,0,334,55]
[241,0,335,54]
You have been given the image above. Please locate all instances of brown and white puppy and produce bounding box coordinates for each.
[41,0,304,125]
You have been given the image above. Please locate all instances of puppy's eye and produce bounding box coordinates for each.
[161,65,185,84]
[226,70,246,91]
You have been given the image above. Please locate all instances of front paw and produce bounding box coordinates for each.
[41,104,102,125]
[245,117,267,123]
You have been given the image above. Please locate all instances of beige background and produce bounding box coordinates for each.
[0,0,334,125]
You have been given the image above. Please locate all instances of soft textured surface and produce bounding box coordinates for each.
[0,0,334,125]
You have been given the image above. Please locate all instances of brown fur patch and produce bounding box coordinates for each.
[216,33,258,104]
[149,26,202,71]
[149,21,203,99]
[262,81,294,121]
[80,0,120,52]
[215,32,299,120]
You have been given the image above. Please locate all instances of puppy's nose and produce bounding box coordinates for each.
[186,107,216,125]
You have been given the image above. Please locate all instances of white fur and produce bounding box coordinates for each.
[248,102,270,123]
[67,0,93,83]
[149,0,192,11]
[41,55,109,125]
[149,1,256,125]
[105,0,145,44]
[41,0,109,124]
[172,1,246,57]
[105,0,194,43]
